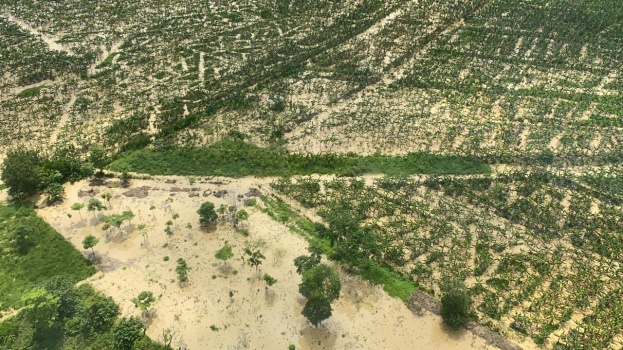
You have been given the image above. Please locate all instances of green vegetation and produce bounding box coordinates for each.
[215,243,234,266]
[261,194,415,300]
[1,149,43,200]
[243,248,265,273]
[131,291,156,318]
[440,282,471,330]
[358,262,415,301]
[0,281,168,349]
[0,203,95,309]
[2,0,623,346]
[197,201,218,227]
[82,235,99,259]
[16,85,44,98]
[175,258,189,283]
[263,274,277,290]
[1,149,94,201]
[298,264,341,327]
[110,138,490,177]
[95,53,119,69]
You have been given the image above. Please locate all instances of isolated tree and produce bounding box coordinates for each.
[82,234,99,259]
[197,201,218,227]
[299,264,341,301]
[1,149,42,200]
[263,274,277,293]
[161,328,174,348]
[149,205,156,219]
[164,225,173,243]
[215,243,234,267]
[176,258,190,283]
[299,264,341,327]
[244,248,265,273]
[236,209,249,227]
[112,316,144,350]
[217,204,227,221]
[87,198,106,218]
[122,210,135,227]
[90,146,108,175]
[440,282,471,330]
[71,202,84,220]
[101,192,112,207]
[138,224,148,243]
[131,291,156,318]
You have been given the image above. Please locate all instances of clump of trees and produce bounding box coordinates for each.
[1,147,101,202]
[0,277,166,349]
[1,149,44,200]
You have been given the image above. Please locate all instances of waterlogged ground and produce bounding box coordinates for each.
[38,177,498,349]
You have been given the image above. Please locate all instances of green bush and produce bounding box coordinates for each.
[440,282,471,330]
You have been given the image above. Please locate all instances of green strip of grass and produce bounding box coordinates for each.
[0,203,95,309]
[0,184,6,191]
[16,86,44,98]
[259,195,415,301]
[258,195,334,255]
[110,138,490,177]
[359,262,415,301]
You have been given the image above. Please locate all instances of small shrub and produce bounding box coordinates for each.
[440,282,471,330]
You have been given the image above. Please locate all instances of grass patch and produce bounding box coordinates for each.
[0,202,95,309]
[110,138,490,177]
[359,262,415,301]
[16,86,44,98]
[0,184,6,191]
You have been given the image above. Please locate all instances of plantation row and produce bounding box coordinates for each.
[288,0,622,163]
[271,173,623,348]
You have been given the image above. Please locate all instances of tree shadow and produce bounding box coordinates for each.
[264,289,276,307]
[298,324,338,350]
[440,322,469,342]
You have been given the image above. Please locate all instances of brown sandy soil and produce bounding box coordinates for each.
[36,176,499,350]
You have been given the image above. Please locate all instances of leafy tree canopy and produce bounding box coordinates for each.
[299,264,341,302]
[197,201,218,226]
[440,281,471,330]
[1,149,43,200]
